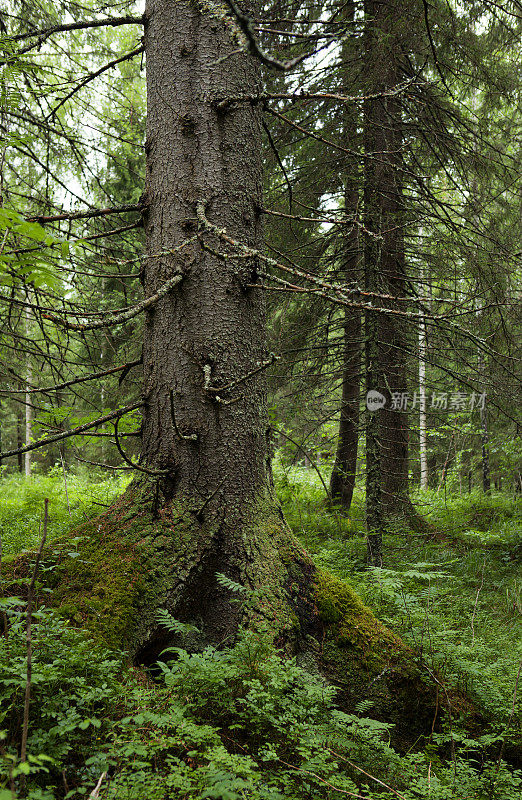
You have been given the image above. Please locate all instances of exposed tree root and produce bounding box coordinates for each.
[2,482,447,751]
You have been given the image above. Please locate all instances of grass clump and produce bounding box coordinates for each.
[0,468,130,556]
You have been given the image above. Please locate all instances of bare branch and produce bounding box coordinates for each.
[42,269,186,331]
[28,204,142,224]
[113,414,167,476]
[207,353,279,394]
[215,81,422,111]
[0,402,143,462]
[12,15,143,41]
[218,0,309,71]
[47,46,145,120]
[0,359,141,395]
[273,428,331,500]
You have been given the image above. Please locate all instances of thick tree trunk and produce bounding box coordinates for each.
[130,0,316,650]
[142,0,266,500]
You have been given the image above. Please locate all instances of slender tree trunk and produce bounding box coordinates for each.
[330,302,361,511]
[330,13,361,511]
[481,403,491,495]
[363,0,415,527]
[378,94,411,516]
[363,0,389,564]
[477,351,491,496]
[17,402,23,473]
[419,266,428,490]
[24,306,32,477]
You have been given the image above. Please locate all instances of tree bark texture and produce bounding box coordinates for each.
[135,0,319,650]
[330,8,361,512]
[142,0,268,525]
[363,0,412,539]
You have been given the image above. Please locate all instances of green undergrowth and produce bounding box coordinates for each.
[275,464,522,754]
[0,468,130,556]
[2,602,522,800]
[2,470,522,798]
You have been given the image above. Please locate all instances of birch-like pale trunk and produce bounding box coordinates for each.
[419,264,428,490]
[24,303,32,477]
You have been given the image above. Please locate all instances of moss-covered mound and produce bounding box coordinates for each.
[3,485,440,750]
[2,486,206,651]
[312,570,438,749]
[1,483,314,658]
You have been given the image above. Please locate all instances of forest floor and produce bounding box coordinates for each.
[1,465,522,799]
[279,462,522,742]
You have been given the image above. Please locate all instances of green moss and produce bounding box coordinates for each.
[233,497,315,646]
[2,486,211,652]
[2,487,315,656]
[313,569,436,750]
[315,570,402,660]
[49,528,146,647]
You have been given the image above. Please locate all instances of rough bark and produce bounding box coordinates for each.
[363,0,415,539]
[363,0,391,562]
[419,266,428,490]
[330,13,361,512]
[134,0,316,647]
[142,0,267,504]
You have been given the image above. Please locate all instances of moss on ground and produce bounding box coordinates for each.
[3,483,211,652]
[313,569,437,749]
[2,484,440,750]
[2,484,315,657]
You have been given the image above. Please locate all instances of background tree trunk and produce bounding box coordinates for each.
[330,10,361,512]
[16,402,23,473]
[24,305,32,478]
[419,265,428,490]
[363,0,414,535]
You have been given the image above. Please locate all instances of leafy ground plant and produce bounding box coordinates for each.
[2,472,522,799]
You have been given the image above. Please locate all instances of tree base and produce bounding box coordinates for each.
[4,482,442,751]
